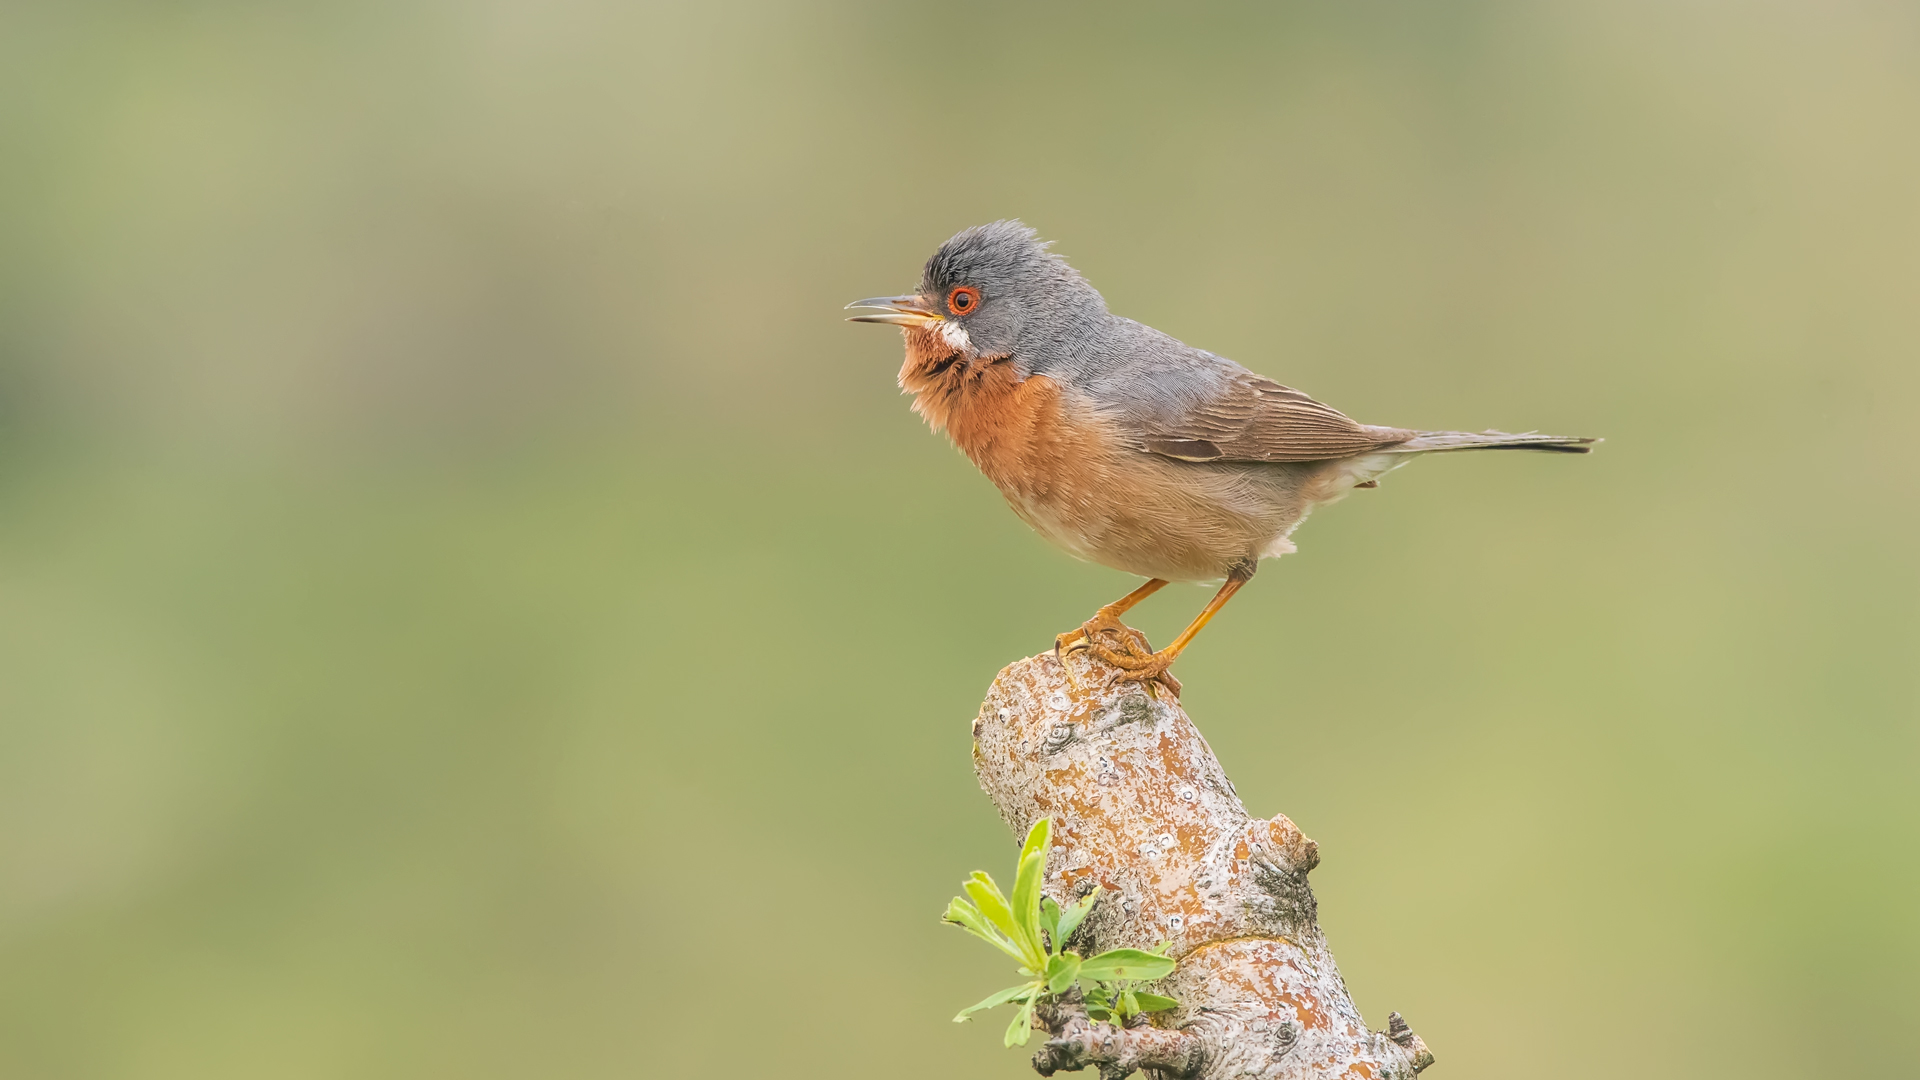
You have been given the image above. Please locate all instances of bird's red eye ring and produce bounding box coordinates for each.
[946,286,980,316]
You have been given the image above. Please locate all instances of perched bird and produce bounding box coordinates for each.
[849,221,1594,693]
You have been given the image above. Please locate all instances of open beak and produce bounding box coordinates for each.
[845,294,942,327]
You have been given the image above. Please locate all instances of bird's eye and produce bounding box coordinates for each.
[946,286,980,315]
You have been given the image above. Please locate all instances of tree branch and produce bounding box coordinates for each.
[1032,989,1206,1079]
[972,652,1435,1079]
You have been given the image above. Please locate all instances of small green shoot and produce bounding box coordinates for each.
[942,818,1180,1047]
[1083,980,1181,1025]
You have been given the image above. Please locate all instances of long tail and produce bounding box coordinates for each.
[1384,429,1598,455]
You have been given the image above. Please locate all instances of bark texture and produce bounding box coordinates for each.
[972,652,1434,1080]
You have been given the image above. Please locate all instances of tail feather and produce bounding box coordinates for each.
[1386,429,1598,455]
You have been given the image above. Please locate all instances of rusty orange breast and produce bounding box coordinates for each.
[899,331,1185,572]
[904,353,1105,505]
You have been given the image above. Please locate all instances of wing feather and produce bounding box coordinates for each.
[1137,372,1411,463]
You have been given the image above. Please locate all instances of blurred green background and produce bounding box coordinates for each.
[1,2,1915,1077]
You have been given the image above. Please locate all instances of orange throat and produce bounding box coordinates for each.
[896,326,976,434]
[896,327,1093,502]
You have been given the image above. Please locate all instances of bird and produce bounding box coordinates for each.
[848,220,1595,694]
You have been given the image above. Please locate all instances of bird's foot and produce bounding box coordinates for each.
[1094,646,1182,698]
[1057,611,1182,698]
[1057,607,1152,659]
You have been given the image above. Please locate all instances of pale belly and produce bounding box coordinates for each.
[996,454,1303,582]
[998,451,1413,582]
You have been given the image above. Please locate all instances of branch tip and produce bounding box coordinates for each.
[1386,1012,1435,1074]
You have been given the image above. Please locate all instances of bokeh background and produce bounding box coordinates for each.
[2,2,1916,1077]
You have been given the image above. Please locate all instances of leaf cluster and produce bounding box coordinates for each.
[943,818,1178,1047]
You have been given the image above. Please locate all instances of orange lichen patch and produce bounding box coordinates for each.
[1179,939,1330,1031]
[1256,812,1319,872]
[1259,810,1320,860]
[1268,815,1301,849]
[1288,990,1333,1033]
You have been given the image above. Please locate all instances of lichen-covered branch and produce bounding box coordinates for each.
[972,652,1435,1079]
[1032,989,1207,1079]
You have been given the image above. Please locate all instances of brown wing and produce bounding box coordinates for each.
[1138,372,1414,463]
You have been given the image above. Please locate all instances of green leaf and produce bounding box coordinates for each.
[1018,817,1053,875]
[943,896,987,932]
[1039,897,1062,954]
[1043,952,1082,994]
[1131,992,1181,1013]
[944,898,1014,950]
[944,898,1030,964]
[963,872,1017,938]
[1009,819,1051,961]
[1003,995,1037,1047]
[936,895,998,937]
[1119,991,1139,1017]
[1077,948,1178,982]
[1055,886,1099,946]
[1009,852,1047,961]
[953,981,1037,1022]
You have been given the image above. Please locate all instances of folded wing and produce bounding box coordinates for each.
[1136,371,1414,463]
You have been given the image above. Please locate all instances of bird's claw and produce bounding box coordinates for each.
[1071,610,1154,658]
[1054,636,1083,690]
[1055,612,1181,698]
[1113,656,1182,698]
[1079,639,1182,698]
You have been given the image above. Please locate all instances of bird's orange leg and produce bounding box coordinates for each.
[1071,570,1253,696]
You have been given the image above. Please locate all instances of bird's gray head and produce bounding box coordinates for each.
[847,220,1105,362]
